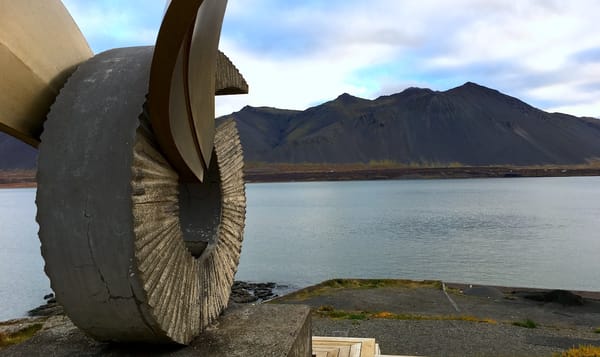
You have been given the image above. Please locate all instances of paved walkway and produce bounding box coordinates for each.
[275,281,600,356]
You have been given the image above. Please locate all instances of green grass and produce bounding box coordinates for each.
[593,327,600,334]
[347,313,368,320]
[512,319,537,328]
[315,279,443,292]
[273,279,443,302]
[315,306,496,324]
[0,324,43,348]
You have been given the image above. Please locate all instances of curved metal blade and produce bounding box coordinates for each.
[170,43,207,181]
[188,0,227,171]
[0,0,92,147]
[149,0,228,182]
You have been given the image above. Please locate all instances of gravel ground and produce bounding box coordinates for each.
[313,318,598,356]
[275,280,600,356]
[2,280,600,356]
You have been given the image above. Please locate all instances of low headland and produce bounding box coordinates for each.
[2,278,599,356]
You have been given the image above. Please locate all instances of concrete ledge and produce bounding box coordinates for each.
[2,304,312,356]
[192,304,312,356]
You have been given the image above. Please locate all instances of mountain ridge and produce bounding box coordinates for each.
[2,82,600,170]
[219,82,600,166]
[0,132,37,169]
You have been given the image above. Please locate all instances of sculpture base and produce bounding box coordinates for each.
[3,304,312,357]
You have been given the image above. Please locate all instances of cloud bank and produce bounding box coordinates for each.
[63,0,600,118]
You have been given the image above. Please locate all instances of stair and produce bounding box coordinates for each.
[312,336,413,357]
[312,336,377,357]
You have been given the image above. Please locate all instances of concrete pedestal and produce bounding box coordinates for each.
[2,304,312,357]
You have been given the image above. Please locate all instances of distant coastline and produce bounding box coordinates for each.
[244,163,600,183]
[3,165,600,187]
[0,170,36,188]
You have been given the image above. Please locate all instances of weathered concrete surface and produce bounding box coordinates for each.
[37,47,246,344]
[192,304,312,356]
[215,51,248,95]
[2,305,312,357]
[37,46,161,343]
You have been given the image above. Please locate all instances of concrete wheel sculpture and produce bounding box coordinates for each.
[1,0,248,344]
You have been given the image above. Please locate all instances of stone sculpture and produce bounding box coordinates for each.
[0,0,247,344]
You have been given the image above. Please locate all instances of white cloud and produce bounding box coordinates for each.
[63,0,600,117]
[546,102,600,118]
[62,0,163,52]
[217,0,600,116]
[216,37,380,116]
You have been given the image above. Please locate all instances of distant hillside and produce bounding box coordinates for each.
[0,131,36,169]
[3,82,600,171]
[219,82,600,166]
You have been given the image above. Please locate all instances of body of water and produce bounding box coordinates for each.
[0,188,49,321]
[2,177,600,320]
[236,177,600,292]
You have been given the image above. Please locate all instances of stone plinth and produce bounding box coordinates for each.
[2,304,312,357]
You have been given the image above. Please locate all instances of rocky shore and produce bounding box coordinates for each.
[229,281,281,303]
[0,281,286,349]
[25,281,284,318]
[26,294,63,317]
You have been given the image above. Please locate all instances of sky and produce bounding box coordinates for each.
[62,0,600,118]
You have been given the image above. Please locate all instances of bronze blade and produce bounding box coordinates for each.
[0,0,92,147]
[188,0,228,171]
[149,0,228,182]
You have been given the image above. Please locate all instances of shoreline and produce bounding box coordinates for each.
[0,169,36,188]
[3,166,600,187]
[245,166,600,183]
[0,182,36,189]
[15,278,600,321]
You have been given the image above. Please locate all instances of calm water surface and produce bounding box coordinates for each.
[0,188,49,321]
[236,177,600,291]
[2,177,600,320]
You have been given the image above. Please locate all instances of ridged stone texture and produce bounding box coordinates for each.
[36,46,246,344]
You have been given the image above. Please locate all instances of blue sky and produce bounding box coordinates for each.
[62,0,600,118]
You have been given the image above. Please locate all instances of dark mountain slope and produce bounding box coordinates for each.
[220,82,600,166]
[0,131,37,169]
[2,82,600,170]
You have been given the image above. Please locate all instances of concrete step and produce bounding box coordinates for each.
[312,336,376,357]
[312,336,419,357]
[4,305,313,357]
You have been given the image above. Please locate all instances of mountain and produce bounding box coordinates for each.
[219,82,600,166]
[0,131,37,169]
[2,82,600,170]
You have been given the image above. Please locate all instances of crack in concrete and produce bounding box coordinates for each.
[109,295,133,301]
[134,200,175,205]
[84,195,112,301]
